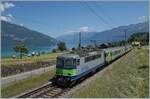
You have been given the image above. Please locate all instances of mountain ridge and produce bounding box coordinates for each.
[1,20,58,51]
[56,21,149,47]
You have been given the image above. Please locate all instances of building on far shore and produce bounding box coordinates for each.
[132,41,141,47]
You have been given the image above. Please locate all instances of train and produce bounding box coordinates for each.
[51,45,132,87]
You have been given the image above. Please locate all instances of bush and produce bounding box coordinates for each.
[52,49,57,53]
[57,41,67,51]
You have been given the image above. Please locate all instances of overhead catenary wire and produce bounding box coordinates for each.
[8,2,113,34]
[79,1,113,46]
[92,2,113,22]
[80,1,112,28]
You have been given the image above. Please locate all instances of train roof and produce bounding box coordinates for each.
[103,46,123,51]
[58,50,103,58]
[57,53,80,59]
[57,45,131,58]
[102,45,130,52]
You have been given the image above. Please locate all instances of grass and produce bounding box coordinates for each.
[1,52,66,77]
[1,67,55,98]
[1,52,65,66]
[71,48,149,98]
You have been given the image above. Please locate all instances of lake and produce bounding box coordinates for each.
[1,46,57,58]
[1,43,79,58]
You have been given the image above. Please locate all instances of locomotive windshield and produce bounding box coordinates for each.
[57,57,78,68]
[57,58,63,66]
[64,59,76,66]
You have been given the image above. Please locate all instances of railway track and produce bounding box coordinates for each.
[17,50,132,98]
[17,83,70,98]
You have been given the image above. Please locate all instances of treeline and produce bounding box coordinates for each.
[110,32,149,47]
[128,32,149,45]
[110,40,128,47]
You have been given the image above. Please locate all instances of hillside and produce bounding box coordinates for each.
[1,21,58,51]
[57,21,149,47]
[69,48,149,98]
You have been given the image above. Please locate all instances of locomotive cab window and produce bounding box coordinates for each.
[64,58,77,66]
[76,59,80,65]
[73,59,76,65]
[65,59,73,66]
[56,57,63,66]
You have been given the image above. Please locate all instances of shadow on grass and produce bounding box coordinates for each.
[138,65,149,69]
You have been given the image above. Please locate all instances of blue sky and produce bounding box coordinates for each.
[1,1,149,38]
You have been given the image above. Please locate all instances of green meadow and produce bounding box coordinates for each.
[1,68,55,98]
[1,48,149,98]
[1,52,65,77]
[2,52,65,66]
[71,48,149,98]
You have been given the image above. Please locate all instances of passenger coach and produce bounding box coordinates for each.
[52,45,132,87]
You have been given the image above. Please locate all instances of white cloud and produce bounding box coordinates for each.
[1,4,5,12]
[1,16,11,22]
[67,30,76,33]
[4,2,15,8]
[7,14,13,18]
[79,26,89,32]
[1,2,15,12]
[138,16,146,20]
[1,13,14,22]
[20,24,24,26]
[1,2,15,22]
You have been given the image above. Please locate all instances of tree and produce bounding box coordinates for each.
[72,47,76,51]
[57,42,67,51]
[13,44,29,59]
[52,48,57,53]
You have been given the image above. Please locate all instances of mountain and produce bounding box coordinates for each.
[1,21,58,51]
[56,21,149,47]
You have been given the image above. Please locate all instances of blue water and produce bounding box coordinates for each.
[1,43,79,58]
[1,46,57,58]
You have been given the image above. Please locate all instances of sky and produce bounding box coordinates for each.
[1,1,149,38]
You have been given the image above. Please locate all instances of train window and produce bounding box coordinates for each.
[73,59,76,65]
[76,59,80,65]
[85,57,89,62]
[85,54,101,63]
[65,59,73,66]
[105,53,108,56]
[98,54,101,58]
[57,58,63,66]
[114,50,120,54]
[64,58,78,66]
